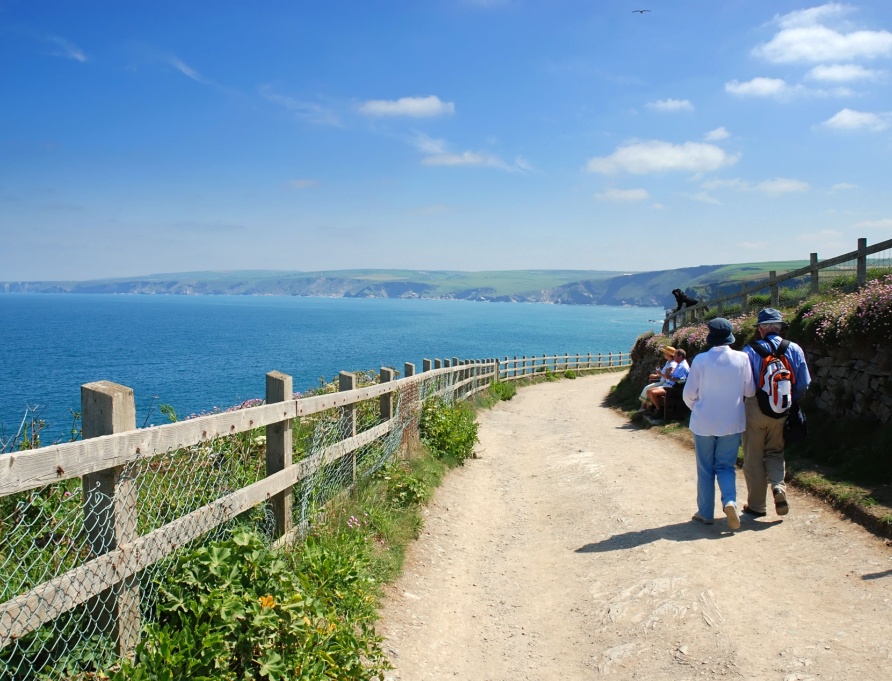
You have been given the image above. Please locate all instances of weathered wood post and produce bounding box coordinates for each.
[444,358,451,368]
[81,380,139,656]
[266,371,293,541]
[434,359,442,369]
[380,367,394,421]
[598,352,602,368]
[741,286,749,316]
[423,358,432,372]
[404,362,415,378]
[587,352,591,369]
[339,371,357,481]
[856,237,867,288]
[810,253,820,295]
[717,290,724,316]
[770,271,779,307]
[494,358,501,382]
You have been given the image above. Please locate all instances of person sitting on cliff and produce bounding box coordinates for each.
[637,346,677,412]
[645,349,690,413]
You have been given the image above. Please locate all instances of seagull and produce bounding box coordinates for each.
[632,9,651,13]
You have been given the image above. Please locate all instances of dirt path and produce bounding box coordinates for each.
[378,373,892,681]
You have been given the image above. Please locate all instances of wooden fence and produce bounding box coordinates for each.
[0,350,629,662]
[662,236,892,333]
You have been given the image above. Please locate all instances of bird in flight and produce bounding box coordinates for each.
[632,9,651,13]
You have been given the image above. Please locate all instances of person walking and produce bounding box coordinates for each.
[742,308,811,518]
[683,318,755,529]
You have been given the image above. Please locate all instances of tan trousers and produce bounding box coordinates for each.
[743,397,787,513]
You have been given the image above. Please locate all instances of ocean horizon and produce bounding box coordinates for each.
[0,293,664,444]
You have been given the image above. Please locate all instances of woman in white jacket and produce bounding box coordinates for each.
[683,318,755,530]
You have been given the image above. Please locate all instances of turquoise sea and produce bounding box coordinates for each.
[0,294,663,443]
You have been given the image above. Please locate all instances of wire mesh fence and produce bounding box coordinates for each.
[3,354,590,679]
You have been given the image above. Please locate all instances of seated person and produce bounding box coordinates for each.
[645,349,689,412]
[638,346,677,411]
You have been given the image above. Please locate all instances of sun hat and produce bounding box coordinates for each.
[662,345,677,356]
[757,308,783,325]
[705,318,735,347]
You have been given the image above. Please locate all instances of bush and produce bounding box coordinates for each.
[489,381,517,401]
[111,529,387,681]
[376,462,430,508]
[419,397,479,465]
[794,274,892,348]
[563,370,577,379]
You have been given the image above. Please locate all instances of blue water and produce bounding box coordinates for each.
[0,294,663,442]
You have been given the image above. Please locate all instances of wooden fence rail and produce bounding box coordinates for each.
[662,236,892,333]
[0,350,629,655]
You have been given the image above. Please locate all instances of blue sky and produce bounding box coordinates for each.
[2,1,891,281]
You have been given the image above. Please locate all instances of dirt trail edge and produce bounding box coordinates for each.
[378,373,892,681]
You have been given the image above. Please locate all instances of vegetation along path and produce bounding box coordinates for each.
[378,372,892,680]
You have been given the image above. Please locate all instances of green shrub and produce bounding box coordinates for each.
[419,397,479,465]
[489,381,517,401]
[111,529,387,681]
[563,370,577,379]
[376,462,430,508]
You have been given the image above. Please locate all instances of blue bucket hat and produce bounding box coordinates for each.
[757,308,783,325]
[706,318,735,347]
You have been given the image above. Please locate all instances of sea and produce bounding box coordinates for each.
[0,294,664,444]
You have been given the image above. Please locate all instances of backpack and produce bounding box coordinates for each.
[749,339,795,419]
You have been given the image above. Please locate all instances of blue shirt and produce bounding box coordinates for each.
[665,359,689,387]
[743,333,811,400]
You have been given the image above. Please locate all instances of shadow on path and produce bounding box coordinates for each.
[862,568,892,581]
[575,519,783,553]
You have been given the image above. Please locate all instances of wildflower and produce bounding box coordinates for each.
[259,594,275,609]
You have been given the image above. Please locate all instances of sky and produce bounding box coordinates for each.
[1,1,891,281]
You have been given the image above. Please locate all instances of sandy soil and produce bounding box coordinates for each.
[377,373,892,681]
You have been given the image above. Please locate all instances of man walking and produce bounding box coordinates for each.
[742,308,811,518]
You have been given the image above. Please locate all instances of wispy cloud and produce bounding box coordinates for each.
[422,151,525,172]
[288,179,320,189]
[852,218,892,230]
[829,182,857,192]
[754,3,892,64]
[45,35,87,62]
[806,64,884,82]
[586,140,739,175]
[819,108,891,131]
[702,177,810,195]
[725,76,851,100]
[704,127,731,141]
[359,95,455,118]
[684,192,722,205]
[594,188,650,202]
[259,85,341,127]
[411,132,448,155]
[646,98,694,112]
[170,57,202,82]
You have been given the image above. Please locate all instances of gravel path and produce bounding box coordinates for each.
[378,372,892,680]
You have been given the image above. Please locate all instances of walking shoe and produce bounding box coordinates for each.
[723,502,741,531]
[773,487,789,516]
[691,513,714,525]
[741,505,766,518]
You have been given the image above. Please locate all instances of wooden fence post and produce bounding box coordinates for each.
[434,359,442,369]
[404,362,415,378]
[717,290,724,316]
[810,253,820,294]
[339,372,357,481]
[266,371,293,541]
[769,271,779,307]
[380,367,394,421]
[598,352,602,368]
[422,358,432,372]
[857,237,867,287]
[494,358,501,382]
[81,380,139,656]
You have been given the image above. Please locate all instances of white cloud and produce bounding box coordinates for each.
[359,95,455,117]
[685,192,722,205]
[411,132,448,154]
[594,188,650,202]
[704,127,731,141]
[171,57,202,82]
[852,218,892,230]
[422,151,523,172]
[45,35,87,62]
[806,64,884,82]
[646,98,694,112]
[586,140,739,175]
[725,77,790,98]
[259,86,341,127]
[288,179,320,189]
[829,182,857,192]
[702,177,810,195]
[754,4,892,64]
[820,108,890,131]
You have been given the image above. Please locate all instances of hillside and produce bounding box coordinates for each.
[0,261,810,308]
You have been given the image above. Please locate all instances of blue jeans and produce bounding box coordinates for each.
[693,433,741,521]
